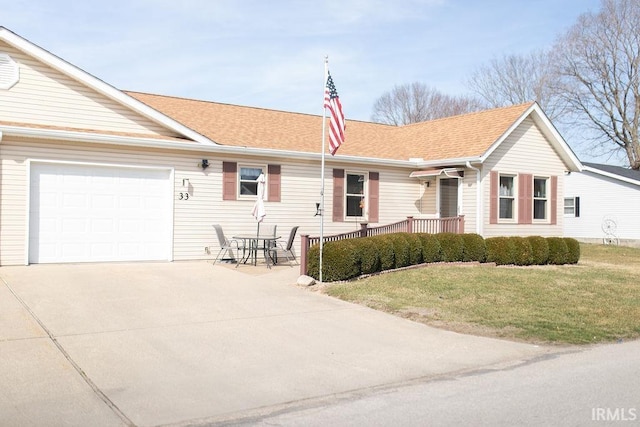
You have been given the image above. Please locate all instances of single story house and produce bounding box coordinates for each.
[564,162,640,246]
[0,27,582,266]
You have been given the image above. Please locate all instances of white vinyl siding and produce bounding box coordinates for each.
[564,170,640,242]
[460,169,478,234]
[0,136,425,265]
[483,117,565,237]
[0,42,176,137]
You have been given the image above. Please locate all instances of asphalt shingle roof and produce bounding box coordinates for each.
[127,91,534,162]
[583,162,640,182]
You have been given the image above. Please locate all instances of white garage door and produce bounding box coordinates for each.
[29,163,172,263]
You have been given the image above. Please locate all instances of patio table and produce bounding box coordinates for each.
[232,234,280,268]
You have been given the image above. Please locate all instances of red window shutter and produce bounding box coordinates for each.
[267,165,281,202]
[368,172,379,223]
[518,174,532,224]
[489,171,498,224]
[222,161,237,201]
[333,169,344,222]
[550,175,558,225]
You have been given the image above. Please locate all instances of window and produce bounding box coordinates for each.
[564,197,575,216]
[533,177,548,220]
[499,175,515,219]
[239,165,265,197]
[345,172,366,218]
[564,197,580,217]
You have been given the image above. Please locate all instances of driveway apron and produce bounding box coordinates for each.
[0,262,549,426]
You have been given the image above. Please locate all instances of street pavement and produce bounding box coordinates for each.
[0,261,572,426]
[231,339,640,426]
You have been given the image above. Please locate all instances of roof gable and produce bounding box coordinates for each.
[0,27,212,145]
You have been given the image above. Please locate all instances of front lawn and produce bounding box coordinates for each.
[322,243,640,344]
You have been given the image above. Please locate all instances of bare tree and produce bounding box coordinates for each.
[553,0,640,169]
[370,82,483,125]
[467,50,563,120]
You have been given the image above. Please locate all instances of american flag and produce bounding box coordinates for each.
[324,71,345,155]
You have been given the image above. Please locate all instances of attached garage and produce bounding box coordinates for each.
[28,162,173,264]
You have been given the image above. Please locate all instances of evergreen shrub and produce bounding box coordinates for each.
[485,236,516,265]
[527,236,549,265]
[461,233,486,262]
[547,237,569,265]
[510,236,534,266]
[356,237,381,274]
[321,240,360,281]
[403,233,424,265]
[563,237,581,264]
[436,232,464,262]
[371,235,395,271]
[306,244,320,279]
[418,233,442,263]
[388,233,411,268]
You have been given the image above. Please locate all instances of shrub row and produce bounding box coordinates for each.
[307,233,580,281]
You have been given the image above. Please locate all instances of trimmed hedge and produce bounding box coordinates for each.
[305,233,581,282]
[404,232,424,266]
[388,233,411,268]
[485,237,515,265]
[527,236,549,265]
[372,235,395,271]
[564,237,581,264]
[436,232,464,262]
[547,237,569,265]
[306,244,320,279]
[418,233,442,263]
[355,237,381,274]
[321,240,360,281]
[461,233,486,262]
[510,236,534,266]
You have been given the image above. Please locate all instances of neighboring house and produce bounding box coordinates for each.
[564,162,640,247]
[0,27,582,266]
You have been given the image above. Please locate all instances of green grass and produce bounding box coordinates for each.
[323,243,640,344]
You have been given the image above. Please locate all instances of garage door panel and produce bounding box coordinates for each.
[30,163,172,264]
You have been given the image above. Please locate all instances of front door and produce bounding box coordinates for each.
[439,178,459,218]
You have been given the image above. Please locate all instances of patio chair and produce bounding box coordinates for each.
[255,224,278,264]
[212,224,245,265]
[269,226,299,266]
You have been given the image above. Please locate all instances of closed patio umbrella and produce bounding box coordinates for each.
[251,172,266,235]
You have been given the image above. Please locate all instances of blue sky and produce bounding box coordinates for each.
[3,0,608,162]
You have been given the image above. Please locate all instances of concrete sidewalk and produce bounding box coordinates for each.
[0,262,553,426]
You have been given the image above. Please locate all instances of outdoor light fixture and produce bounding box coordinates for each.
[315,202,322,216]
[182,178,190,188]
[199,159,209,169]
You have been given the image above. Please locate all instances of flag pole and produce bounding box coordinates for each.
[319,56,329,283]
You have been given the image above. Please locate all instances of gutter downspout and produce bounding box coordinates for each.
[466,161,482,235]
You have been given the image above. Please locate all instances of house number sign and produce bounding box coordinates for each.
[178,192,189,200]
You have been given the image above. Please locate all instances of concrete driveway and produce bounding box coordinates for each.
[1,261,551,426]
